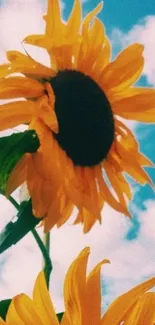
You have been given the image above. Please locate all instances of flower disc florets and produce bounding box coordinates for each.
[50,70,115,166]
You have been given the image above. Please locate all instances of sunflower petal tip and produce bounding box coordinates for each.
[104,259,111,264]
[98,1,104,12]
[126,211,132,219]
[80,247,90,256]
[135,43,144,53]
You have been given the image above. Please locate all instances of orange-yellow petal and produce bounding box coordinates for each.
[67,0,81,37]
[115,140,153,187]
[0,64,11,78]
[63,247,90,325]
[27,155,46,217]
[33,272,59,325]
[45,0,61,37]
[100,43,144,93]
[103,160,129,211]
[35,94,58,133]
[24,34,52,49]
[138,152,154,167]
[6,50,56,78]
[112,90,155,122]
[115,108,155,122]
[6,155,28,196]
[85,259,110,324]
[101,277,155,325]
[95,166,130,216]
[7,295,44,325]
[0,100,34,130]
[0,77,44,99]
[124,292,155,325]
[82,2,103,36]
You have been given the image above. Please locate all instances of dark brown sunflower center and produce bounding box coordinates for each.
[49,70,114,167]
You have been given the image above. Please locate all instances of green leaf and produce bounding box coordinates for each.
[0,200,41,254]
[0,130,40,194]
[0,299,11,320]
[57,312,64,322]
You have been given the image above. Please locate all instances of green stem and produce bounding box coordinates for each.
[32,229,52,288]
[8,196,52,288]
[43,232,52,288]
[8,196,20,210]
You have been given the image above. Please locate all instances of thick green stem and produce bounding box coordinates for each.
[32,229,52,288]
[8,196,52,288]
[43,232,52,288]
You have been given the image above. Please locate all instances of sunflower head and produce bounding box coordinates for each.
[0,0,154,233]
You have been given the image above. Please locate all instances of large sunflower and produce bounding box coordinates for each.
[0,0,154,232]
[2,248,155,325]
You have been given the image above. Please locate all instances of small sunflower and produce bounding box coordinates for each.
[0,0,154,232]
[2,248,155,325]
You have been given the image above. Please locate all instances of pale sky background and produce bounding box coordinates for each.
[0,0,155,313]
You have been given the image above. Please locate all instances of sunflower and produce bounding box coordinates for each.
[0,0,154,232]
[2,247,155,325]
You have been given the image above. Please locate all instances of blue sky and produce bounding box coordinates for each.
[0,0,155,313]
[63,0,155,31]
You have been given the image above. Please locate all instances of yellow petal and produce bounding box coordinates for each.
[35,94,58,133]
[63,247,90,325]
[0,100,34,130]
[115,108,155,122]
[124,292,155,325]
[103,160,129,211]
[24,34,51,49]
[7,50,56,78]
[8,294,44,325]
[95,166,130,216]
[45,198,65,232]
[45,0,63,44]
[115,140,153,187]
[85,260,110,324]
[115,172,132,200]
[0,77,44,99]
[101,277,155,325]
[6,298,25,325]
[82,2,103,36]
[57,200,74,227]
[94,36,111,74]
[109,86,155,103]
[67,0,81,36]
[101,43,144,92]
[112,90,155,121]
[78,18,105,73]
[61,314,70,325]
[27,155,46,217]
[33,272,59,325]
[81,208,101,233]
[0,64,11,78]
[6,155,28,196]
[138,152,154,167]
[115,118,138,150]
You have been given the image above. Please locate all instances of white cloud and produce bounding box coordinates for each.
[110,15,155,86]
[0,0,64,66]
[0,232,42,299]
[0,0,45,60]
